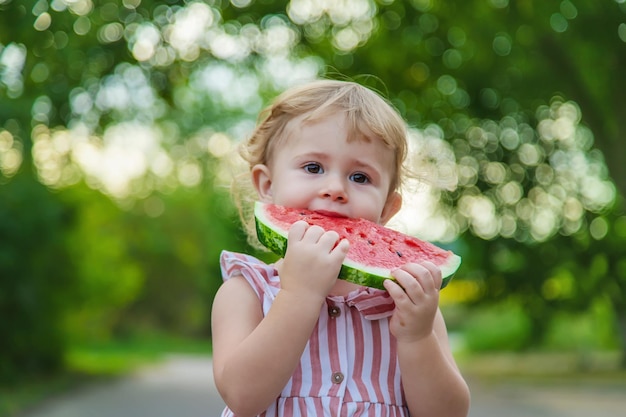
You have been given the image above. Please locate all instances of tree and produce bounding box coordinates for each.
[1,0,625,373]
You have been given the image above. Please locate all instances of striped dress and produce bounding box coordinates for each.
[219,251,409,417]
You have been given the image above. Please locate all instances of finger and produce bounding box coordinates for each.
[301,224,325,242]
[390,268,427,307]
[418,261,443,290]
[287,220,308,241]
[383,277,406,300]
[330,238,350,259]
[318,230,340,248]
[399,263,439,292]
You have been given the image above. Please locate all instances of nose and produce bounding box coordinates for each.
[320,174,348,202]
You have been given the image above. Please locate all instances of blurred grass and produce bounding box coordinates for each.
[65,334,212,376]
[459,350,624,378]
[0,334,212,417]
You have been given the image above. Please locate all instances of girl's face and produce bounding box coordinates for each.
[252,112,401,224]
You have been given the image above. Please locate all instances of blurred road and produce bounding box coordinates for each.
[19,355,626,417]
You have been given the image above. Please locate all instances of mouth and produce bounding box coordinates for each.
[313,210,348,218]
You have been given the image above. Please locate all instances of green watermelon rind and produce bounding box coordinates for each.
[254,203,460,291]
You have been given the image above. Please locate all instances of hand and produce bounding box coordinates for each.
[277,220,349,300]
[383,261,442,342]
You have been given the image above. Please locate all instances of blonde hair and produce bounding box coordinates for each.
[233,79,409,245]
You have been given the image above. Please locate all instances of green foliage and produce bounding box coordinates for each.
[463,300,532,352]
[65,333,212,376]
[543,297,619,352]
[113,186,245,339]
[0,171,77,382]
[57,182,246,344]
[60,185,147,343]
[1,0,626,383]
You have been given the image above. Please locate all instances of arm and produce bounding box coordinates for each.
[384,263,470,417]
[211,221,349,417]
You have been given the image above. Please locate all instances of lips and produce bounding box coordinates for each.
[313,210,348,218]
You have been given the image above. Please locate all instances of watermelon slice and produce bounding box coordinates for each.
[254,202,461,290]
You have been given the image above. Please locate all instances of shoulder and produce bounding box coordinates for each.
[212,259,265,325]
[220,250,267,273]
[218,249,280,300]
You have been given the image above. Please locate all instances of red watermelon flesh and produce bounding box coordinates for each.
[254,202,461,290]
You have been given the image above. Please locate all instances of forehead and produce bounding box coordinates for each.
[277,112,395,168]
[280,110,381,148]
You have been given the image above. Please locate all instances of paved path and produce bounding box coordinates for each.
[19,355,626,417]
[20,356,226,417]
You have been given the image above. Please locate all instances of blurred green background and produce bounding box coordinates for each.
[1,0,625,414]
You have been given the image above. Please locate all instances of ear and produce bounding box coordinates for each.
[251,164,273,203]
[380,191,402,225]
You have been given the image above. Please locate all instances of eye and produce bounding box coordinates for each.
[350,172,370,184]
[303,162,323,174]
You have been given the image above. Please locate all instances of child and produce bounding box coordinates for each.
[211,79,470,417]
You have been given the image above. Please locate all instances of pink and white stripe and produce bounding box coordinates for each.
[219,251,409,417]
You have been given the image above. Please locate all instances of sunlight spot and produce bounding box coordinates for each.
[492,32,512,56]
[34,12,52,31]
[535,163,554,186]
[500,211,517,238]
[333,27,360,51]
[392,180,456,242]
[98,22,124,44]
[0,43,26,98]
[144,195,165,218]
[619,23,626,42]
[69,122,164,198]
[30,62,50,83]
[515,198,533,221]
[437,75,457,95]
[457,156,478,187]
[178,160,202,187]
[489,0,509,8]
[518,143,542,166]
[483,162,507,184]
[256,20,299,55]
[64,0,93,16]
[589,217,608,240]
[550,13,568,33]
[209,30,249,61]
[150,150,174,178]
[231,0,252,7]
[500,127,519,150]
[288,0,374,25]
[166,3,215,56]
[560,0,578,20]
[443,49,463,69]
[123,0,141,9]
[208,133,232,158]
[2,146,22,169]
[132,24,161,62]
[551,116,575,140]
[580,178,616,211]
[74,16,91,35]
[459,194,499,240]
[563,197,583,222]
[530,208,557,241]
[1,143,22,177]
[497,181,523,205]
